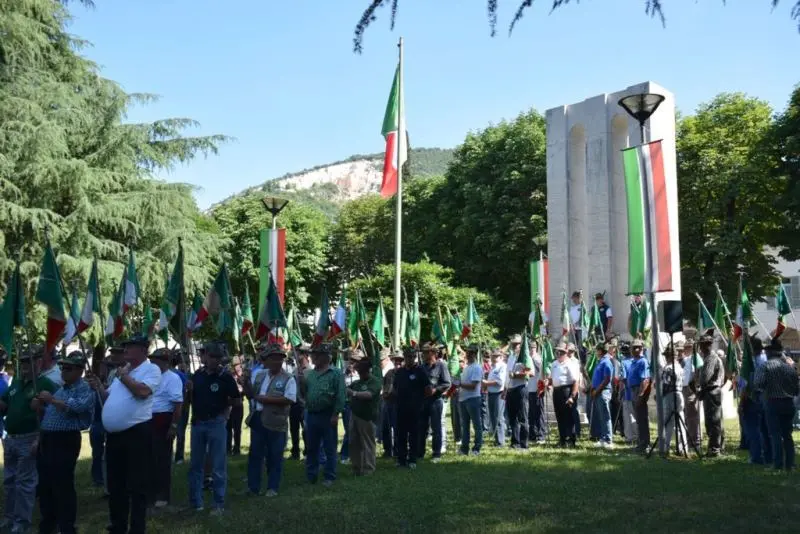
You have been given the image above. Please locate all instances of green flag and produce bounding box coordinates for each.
[286,300,304,348]
[142,306,156,340]
[637,297,652,336]
[713,288,731,338]
[725,338,738,376]
[588,302,604,341]
[241,284,254,337]
[579,300,590,340]
[540,338,555,377]
[432,306,446,344]
[37,239,67,351]
[233,299,243,349]
[629,299,640,337]
[697,299,713,332]
[408,289,421,346]
[740,335,755,381]
[461,295,479,339]
[347,290,367,346]
[63,289,80,345]
[0,263,26,355]
[586,350,598,378]
[518,330,532,369]
[371,299,387,347]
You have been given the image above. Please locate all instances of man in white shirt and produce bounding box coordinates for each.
[458,346,484,456]
[550,341,580,447]
[505,335,530,449]
[569,292,584,355]
[149,348,184,508]
[680,339,703,448]
[527,346,547,445]
[660,341,686,455]
[482,350,507,446]
[87,335,161,534]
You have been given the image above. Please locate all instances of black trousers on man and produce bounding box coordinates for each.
[151,413,175,504]
[507,385,529,448]
[396,407,421,465]
[289,402,306,459]
[553,385,576,446]
[226,403,244,455]
[38,430,81,534]
[107,421,153,534]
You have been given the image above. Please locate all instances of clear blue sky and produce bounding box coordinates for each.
[69,0,798,209]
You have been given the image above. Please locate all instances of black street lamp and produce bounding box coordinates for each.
[262,196,289,228]
[618,93,665,143]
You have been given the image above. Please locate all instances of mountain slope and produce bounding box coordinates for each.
[211,148,453,216]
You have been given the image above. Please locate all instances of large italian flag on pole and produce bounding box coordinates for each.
[259,228,286,312]
[380,65,407,198]
[623,140,674,294]
[122,249,140,313]
[530,252,549,316]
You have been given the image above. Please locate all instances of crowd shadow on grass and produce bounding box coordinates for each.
[60,442,800,534]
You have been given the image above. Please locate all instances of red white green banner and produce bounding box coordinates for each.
[529,254,549,315]
[622,140,674,294]
[380,65,407,198]
[36,240,67,351]
[259,228,286,312]
[78,259,101,333]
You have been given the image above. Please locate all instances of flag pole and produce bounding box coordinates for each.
[694,293,729,347]
[392,36,404,351]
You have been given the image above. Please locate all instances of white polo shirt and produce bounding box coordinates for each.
[102,360,162,433]
[551,358,579,387]
[486,362,507,394]
[152,369,184,414]
[506,353,528,389]
[526,354,544,393]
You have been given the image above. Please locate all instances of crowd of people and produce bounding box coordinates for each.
[0,290,798,534]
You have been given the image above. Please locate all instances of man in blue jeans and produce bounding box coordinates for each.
[245,345,296,496]
[589,342,615,449]
[419,343,451,462]
[302,344,346,487]
[627,339,651,452]
[754,339,799,471]
[459,345,484,456]
[186,342,241,514]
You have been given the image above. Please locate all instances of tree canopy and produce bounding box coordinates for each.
[0,0,229,343]
[353,0,800,52]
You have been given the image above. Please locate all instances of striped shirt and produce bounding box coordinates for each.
[304,366,346,414]
[753,359,799,400]
[41,379,94,432]
[698,352,724,391]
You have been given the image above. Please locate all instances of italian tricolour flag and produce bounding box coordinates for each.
[36,240,67,351]
[77,259,101,333]
[260,228,286,312]
[380,65,407,198]
[622,140,674,294]
[329,294,347,339]
[122,249,140,313]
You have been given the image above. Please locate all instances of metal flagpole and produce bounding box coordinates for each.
[392,37,404,350]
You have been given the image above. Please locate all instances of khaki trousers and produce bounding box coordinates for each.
[349,415,376,475]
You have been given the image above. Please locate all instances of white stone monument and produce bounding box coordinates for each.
[545,81,681,335]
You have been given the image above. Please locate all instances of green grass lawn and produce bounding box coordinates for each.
[5,420,799,534]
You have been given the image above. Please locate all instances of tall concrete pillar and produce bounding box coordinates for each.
[545,82,681,338]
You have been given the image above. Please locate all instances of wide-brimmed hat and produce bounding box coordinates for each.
[149,348,171,361]
[121,334,149,348]
[391,350,405,361]
[204,341,228,358]
[264,345,287,360]
[311,343,333,355]
[698,334,714,345]
[555,341,569,353]
[509,334,522,345]
[595,342,607,353]
[350,349,365,362]
[420,342,437,353]
[379,347,391,360]
[60,351,87,367]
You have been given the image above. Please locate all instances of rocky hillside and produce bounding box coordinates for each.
[212,148,454,214]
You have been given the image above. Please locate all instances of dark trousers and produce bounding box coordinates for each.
[765,397,796,470]
[481,392,491,433]
[226,404,243,454]
[419,398,444,459]
[507,385,529,448]
[703,389,723,454]
[89,422,105,486]
[487,392,506,446]
[553,385,576,445]
[106,421,153,534]
[151,413,175,504]
[611,385,623,436]
[37,431,81,534]
[528,391,547,442]
[289,403,306,458]
[573,394,581,437]
[174,404,190,462]
[632,386,650,450]
[381,400,397,456]
[742,395,772,465]
[396,407,420,465]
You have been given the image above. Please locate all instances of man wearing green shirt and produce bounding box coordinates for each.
[0,349,58,534]
[302,344,345,487]
[346,356,382,476]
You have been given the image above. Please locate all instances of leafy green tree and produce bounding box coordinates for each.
[211,195,330,310]
[676,93,782,317]
[766,84,800,262]
[352,0,800,52]
[0,0,228,344]
[349,259,503,346]
[329,194,394,283]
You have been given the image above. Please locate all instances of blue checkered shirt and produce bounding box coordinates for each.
[41,378,94,432]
